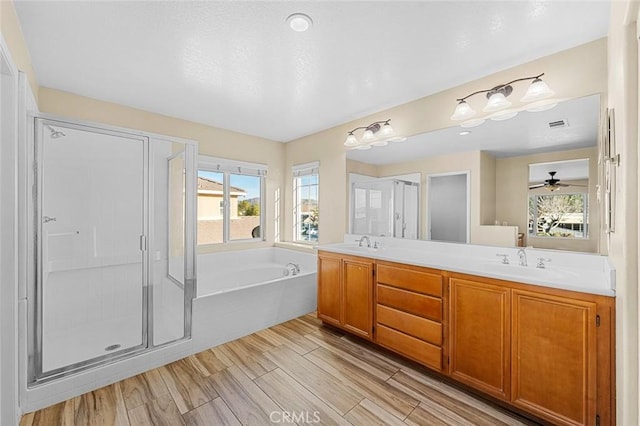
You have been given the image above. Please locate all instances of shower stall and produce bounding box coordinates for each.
[28,116,196,384]
[351,177,419,239]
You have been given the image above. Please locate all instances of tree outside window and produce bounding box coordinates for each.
[528,193,588,238]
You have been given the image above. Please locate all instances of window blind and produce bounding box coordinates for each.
[199,155,268,176]
[292,161,320,177]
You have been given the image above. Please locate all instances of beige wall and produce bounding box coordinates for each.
[346,159,379,177]
[285,38,608,244]
[0,0,38,101]
[495,147,599,253]
[38,88,285,254]
[284,126,347,244]
[607,2,639,425]
[479,151,497,227]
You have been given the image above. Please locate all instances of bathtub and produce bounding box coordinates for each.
[191,247,317,353]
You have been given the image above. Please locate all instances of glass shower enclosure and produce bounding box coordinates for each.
[28,116,196,383]
[351,178,419,239]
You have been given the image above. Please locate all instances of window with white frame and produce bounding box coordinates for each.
[293,162,319,243]
[198,156,266,245]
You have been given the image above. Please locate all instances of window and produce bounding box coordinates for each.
[293,162,319,243]
[198,156,266,245]
[528,193,588,238]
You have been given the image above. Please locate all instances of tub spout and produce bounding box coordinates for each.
[286,262,300,275]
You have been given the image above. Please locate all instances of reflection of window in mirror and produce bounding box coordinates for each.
[528,159,589,239]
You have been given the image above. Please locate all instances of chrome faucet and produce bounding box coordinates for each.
[286,262,300,275]
[356,235,371,248]
[517,248,528,267]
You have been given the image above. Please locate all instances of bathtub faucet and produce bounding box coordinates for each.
[286,262,300,275]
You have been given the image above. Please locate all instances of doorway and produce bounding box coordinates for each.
[427,172,470,243]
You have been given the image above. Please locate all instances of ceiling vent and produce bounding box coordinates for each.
[548,119,568,129]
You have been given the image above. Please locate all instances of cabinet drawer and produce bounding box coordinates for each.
[377,325,442,371]
[377,284,442,322]
[377,264,442,297]
[377,305,442,346]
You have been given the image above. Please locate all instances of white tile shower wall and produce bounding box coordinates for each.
[43,128,143,272]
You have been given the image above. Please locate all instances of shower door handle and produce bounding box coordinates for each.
[43,216,57,223]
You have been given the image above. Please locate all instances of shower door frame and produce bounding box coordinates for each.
[27,113,197,385]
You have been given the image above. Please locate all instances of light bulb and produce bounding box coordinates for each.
[521,78,554,103]
[450,100,476,121]
[344,133,358,147]
[361,129,376,142]
[379,123,395,138]
[483,92,511,112]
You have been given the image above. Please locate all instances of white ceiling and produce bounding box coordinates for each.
[14,1,609,142]
[347,94,600,165]
[529,158,590,183]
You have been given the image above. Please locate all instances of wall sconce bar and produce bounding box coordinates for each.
[450,73,556,123]
[344,119,406,150]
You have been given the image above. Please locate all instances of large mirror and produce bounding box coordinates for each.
[346,94,601,253]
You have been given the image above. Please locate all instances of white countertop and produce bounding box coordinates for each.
[318,236,615,297]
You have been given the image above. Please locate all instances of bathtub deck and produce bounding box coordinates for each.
[20,313,535,426]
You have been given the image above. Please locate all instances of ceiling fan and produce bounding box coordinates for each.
[528,171,587,192]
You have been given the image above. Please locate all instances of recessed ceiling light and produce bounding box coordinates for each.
[287,13,313,32]
[459,131,471,136]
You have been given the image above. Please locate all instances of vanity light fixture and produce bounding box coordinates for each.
[450,73,556,123]
[344,119,406,150]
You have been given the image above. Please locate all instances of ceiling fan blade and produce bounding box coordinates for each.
[557,183,588,187]
[528,184,545,189]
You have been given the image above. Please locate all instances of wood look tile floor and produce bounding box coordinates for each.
[20,314,536,426]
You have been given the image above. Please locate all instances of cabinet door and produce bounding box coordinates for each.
[449,278,510,400]
[342,258,373,340]
[512,290,597,426]
[317,253,342,327]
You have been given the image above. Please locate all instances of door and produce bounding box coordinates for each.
[36,118,147,378]
[449,277,511,400]
[511,290,597,426]
[428,172,469,243]
[317,252,342,327]
[342,257,373,339]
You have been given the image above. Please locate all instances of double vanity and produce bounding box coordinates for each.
[317,236,615,426]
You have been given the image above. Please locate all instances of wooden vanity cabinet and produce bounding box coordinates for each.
[317,251,373,340]
[511,290,598,426]
[448,273,615,426]
[449,277,511,400]
[317,253,614,425]
[375,261,445,371]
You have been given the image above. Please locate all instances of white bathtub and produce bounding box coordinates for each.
[191,247,318,353]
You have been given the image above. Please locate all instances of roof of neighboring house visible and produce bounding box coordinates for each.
[197,177,246,195]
